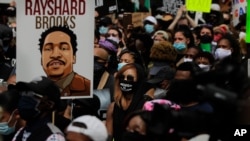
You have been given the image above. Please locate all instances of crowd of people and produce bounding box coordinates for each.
[0,1,250,141]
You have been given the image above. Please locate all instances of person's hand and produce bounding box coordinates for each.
[182,5,187,16]
[176,6,183,18]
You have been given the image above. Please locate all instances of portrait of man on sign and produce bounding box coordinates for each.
[39,25,90,97]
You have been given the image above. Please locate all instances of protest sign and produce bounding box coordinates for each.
[232,0,247,26]
[95,0,117,17]
[186,0,212,13]
[246,0,250,43]
[122,12,150,28]
[16,0,94,99]
[160,0,184,15]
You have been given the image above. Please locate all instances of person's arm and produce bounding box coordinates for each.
[106,102,114,141]
[185,14,196,28]
[145,88,155,100]
[168,6,183,31]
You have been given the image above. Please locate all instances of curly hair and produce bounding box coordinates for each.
[150,41,177,62]
[38,25,78,55]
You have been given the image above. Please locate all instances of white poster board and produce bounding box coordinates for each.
[231,0,247,26]
[16,0,94,99]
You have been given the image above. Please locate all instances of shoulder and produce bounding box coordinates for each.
[70,73,91,88]
[73,73,90,83]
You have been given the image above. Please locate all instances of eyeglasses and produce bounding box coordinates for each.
[107,33,118,37]
[119,74,135,81]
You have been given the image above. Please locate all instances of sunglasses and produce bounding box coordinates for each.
[107,33,118,37]
[119,74,135,81]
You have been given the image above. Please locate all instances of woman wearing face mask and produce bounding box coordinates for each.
[106,63,155,141]
[106,27,126,56]
[199,24,214,53]
[0,89,25,141]
[173,25,195,65]
[117,48,145,71]
[214,33,241,63]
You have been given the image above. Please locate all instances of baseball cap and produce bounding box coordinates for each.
[144,16,158,25]
[148,66,175,84]
[66,115,108,141]
[11,76,62,111]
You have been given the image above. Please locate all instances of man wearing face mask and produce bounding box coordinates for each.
[0,89,25,141]
[11,76,66,141]
[143,16,158,36]
[194,51,215,72]
[147,66,175,99]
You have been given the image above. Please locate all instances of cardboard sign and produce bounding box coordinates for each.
[231,0,247,26]
[16,0,94,99]
[122,12,151,28]
[186,0,212,13]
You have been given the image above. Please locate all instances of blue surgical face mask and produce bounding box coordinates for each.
[173,42,186,52]
[0,110,17,135]
[117,62,128,71]
[99,26,108,35]
[144,24,154,34]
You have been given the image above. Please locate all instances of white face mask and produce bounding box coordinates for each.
[154,88,168,99]
[198,64,211,72]
[215,48,232,60]
[107,36,120,44]
[183,57,193,62]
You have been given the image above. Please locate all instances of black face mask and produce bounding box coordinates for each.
[122,131,149,141]
[94,61,106,73]
[18,91,41,121]
[119,79,136,95]
[200,34,213,43]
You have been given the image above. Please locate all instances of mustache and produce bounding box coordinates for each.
[46,59,65,67]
